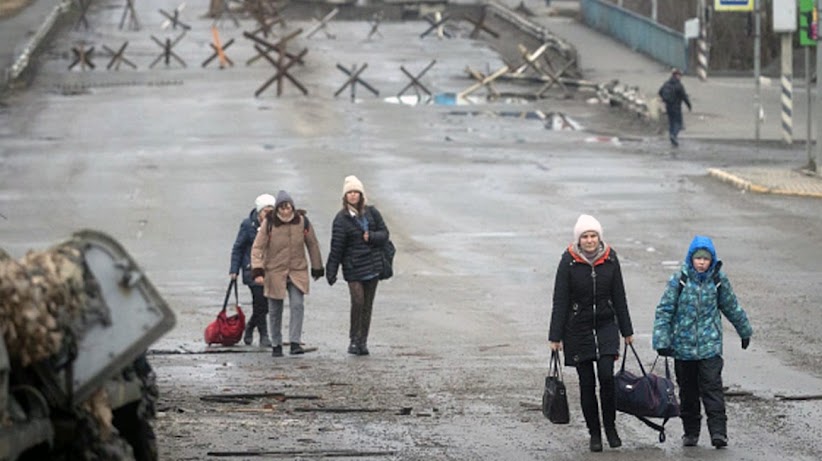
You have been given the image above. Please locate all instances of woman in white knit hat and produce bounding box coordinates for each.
[325,175,392,356]
[548,214,634,452]
[229,193,276,347]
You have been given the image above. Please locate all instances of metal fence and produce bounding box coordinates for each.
[580,0,688,72]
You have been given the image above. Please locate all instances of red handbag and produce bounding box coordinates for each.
[204,279,246,346]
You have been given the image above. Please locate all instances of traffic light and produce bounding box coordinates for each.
[799,0,817,46]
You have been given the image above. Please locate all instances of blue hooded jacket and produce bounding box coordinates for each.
[652,235,752,360]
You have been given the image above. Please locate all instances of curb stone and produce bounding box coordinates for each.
[707,168,822,198]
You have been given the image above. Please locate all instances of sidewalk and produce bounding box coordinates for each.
[0,0,67,88]
[537,0,822,198]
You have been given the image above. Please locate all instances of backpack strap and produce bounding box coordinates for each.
[674,261,724,315]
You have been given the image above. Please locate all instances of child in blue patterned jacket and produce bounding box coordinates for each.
[652,235,752,449]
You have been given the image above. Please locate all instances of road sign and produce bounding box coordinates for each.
[773,0,797,32]
[714,0,754,12]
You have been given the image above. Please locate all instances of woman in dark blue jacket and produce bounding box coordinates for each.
[230,194,276,347]
[325,176,390,356]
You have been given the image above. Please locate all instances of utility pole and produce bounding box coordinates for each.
[775,0,796,145]
[807,46,813,167]
[697,0,709,81]
[816,0,822,171]
[754,0,761,145]
[652,0,658,23]
[800,0,816,169]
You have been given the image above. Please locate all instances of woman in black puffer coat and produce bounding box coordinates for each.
[325,175,390,356]
[549,215,634,453]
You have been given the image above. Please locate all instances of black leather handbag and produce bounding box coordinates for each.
[378,240,395,280]
[542,350,570,424]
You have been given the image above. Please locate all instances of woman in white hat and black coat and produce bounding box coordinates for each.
[549,214,634,452]
[325,175,391,356]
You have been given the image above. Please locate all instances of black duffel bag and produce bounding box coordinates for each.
[614,343,680,442]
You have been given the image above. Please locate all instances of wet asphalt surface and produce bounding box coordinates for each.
[1,1,822,460]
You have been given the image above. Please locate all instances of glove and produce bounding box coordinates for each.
[656,347,674,357]
[741,337,750,350]
[311,267,325,281]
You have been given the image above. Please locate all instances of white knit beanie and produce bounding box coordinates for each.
[342,175,367,203]
[254,193,277,213]
[573,214,603,243]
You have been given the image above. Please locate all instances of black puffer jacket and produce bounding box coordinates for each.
[326,206,389,283]
[549,245,634,367]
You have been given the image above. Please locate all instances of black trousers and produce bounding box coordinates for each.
[675,356,726,438]
[575,356,616,434]
[347,278,379,345]
[246,284,269,340]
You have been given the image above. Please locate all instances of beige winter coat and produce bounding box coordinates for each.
[251,213,323,300]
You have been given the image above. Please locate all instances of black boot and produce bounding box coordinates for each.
[243,324,253,346]
[258,320,271,348]
[259,334,272,348]
[357,341,369,356]
[711,434,728,448]
[271,345,283,357]
[605,427,622,448]
[347,342,360,355]
[589,432,603,452]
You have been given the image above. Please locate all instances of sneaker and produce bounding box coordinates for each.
[682,434,699,447]
[589,434,603,452]
[669,134,679,147]
[605,428,622,448]
[290,343,305,355]
[711,435,728,449]
[347,343,360,355]
[271,345,283,357]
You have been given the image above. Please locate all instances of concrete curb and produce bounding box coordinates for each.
[707,168,769,193]
[707,168,822,198]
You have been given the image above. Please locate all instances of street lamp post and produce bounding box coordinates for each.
[754,0,761,146]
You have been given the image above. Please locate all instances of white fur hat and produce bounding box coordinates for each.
[254,193,277,213]
[342,175,367,203]
[573,214,603,243]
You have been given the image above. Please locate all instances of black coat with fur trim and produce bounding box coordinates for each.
[549,245,634,366]
[325,206,389,283]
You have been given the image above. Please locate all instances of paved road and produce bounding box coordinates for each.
[1,1,822,460]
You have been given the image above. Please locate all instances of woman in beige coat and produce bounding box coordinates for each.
[251,190,324,357]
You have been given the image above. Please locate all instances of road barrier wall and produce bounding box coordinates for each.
[580,0,686,72]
